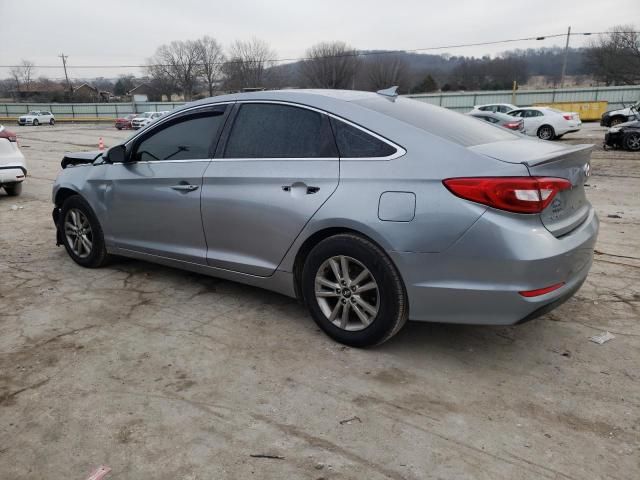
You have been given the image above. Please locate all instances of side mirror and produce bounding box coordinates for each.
[104,144,127,163]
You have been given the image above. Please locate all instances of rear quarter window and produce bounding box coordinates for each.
[355,97,518,147]
[329,118,397,158]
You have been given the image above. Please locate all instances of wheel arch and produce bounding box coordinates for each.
[291,226,404,303]
[54,186,80,207]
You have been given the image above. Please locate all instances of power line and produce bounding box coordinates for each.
[1,30,634,70]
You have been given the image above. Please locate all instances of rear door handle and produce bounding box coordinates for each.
[171,184,199,192]
[282,183,320,194]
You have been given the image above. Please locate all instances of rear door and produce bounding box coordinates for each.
[104,105,228,263]
[201,102,339,276]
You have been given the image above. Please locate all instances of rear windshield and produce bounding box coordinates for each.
[354,97,518,147]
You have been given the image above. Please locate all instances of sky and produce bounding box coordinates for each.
[0,0,638,80]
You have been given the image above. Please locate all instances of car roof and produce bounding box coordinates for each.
[187,89,379,108]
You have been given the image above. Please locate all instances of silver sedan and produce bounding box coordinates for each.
[52,89,598,346]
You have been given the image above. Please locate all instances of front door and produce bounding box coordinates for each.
[201,102,340,276]
[104,106,228,264]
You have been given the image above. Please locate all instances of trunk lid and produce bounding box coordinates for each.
[469,139,593,237]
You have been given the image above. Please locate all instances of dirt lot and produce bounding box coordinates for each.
[1,122,638,479]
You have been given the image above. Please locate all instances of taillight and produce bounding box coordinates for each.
[519,282,565,297]
[562,114,572,121]
[504,122,521,130]
[442,177,572,214]
[0,129,17,142]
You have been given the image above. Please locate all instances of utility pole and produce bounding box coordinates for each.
[59,53,72,97]
[559,26,571,89]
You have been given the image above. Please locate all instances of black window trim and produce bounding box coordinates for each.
[215,100,405,161]
[122,103,232,164]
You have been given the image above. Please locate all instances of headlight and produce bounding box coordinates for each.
[609,127,621,133]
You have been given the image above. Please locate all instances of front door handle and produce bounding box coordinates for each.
[171,184,199,192]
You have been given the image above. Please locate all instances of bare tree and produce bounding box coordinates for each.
[363,55,409,91]
[300,42,359,89]
[146,62,178,100]
[9,59,35,95]
[222,38,276,90]
[196,36,225,96]
[586,25,640,85]
[148,40,201,100]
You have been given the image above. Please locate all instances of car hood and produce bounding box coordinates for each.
[604,107,632,116]
[617,120,640,129]
[61,150,103,169]
[20,115,36,120]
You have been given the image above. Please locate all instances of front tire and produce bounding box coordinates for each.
[301,234,408,347]
[3,182,22,196]
[33,119,39,126]
[59,195,109,268]
[537,125,555,140]
[610,117,625,127]
[624,132,640,151]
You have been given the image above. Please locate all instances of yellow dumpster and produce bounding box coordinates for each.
[533,101,608,121]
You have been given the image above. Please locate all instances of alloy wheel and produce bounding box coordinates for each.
[64,208,93,258]
[625,133,640,151]
[314,255,379,331]
[538,126,553,140]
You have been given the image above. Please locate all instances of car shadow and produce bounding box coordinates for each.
[102,256,539,365]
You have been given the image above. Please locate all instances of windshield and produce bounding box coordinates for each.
[28,111,39,115]
[355,97,518,147]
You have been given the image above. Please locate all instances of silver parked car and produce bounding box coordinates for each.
[467,110,524,132]
[52,90,598,347]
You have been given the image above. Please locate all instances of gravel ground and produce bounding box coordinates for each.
[0,122,638,480]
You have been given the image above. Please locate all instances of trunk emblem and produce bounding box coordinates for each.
[583,163,591,178]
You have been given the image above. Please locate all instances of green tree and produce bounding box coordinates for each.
[413,74,438,93]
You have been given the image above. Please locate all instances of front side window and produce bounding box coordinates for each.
[133,109,226,162]
[330,118,397,158]
[224,103,336,158]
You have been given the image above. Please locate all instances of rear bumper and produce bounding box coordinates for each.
[0,166,26,184]
[392,207,599,325]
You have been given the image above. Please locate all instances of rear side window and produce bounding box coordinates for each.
[134,110,226,161]
[224,103,337,158]
[330,118,397,158]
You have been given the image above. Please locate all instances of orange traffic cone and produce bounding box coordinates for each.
[98,137,104,151]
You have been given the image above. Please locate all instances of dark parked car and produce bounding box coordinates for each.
[604,120,640,151]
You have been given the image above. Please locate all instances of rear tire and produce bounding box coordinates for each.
[59,195,110,268]
[4,182,22,196]
[49,118,55,125]
[537,125,555,140]
[301,233,408,347]
[623,132,640,151]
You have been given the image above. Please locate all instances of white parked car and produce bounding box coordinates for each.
[131,111,169,129]
[469,103,519,114]
[0,125,27,196]
[507,107,581,140]
[17,110,55,126]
